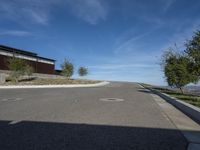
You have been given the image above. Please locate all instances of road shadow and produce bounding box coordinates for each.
[0,120,189,150]
[137,88,152,94]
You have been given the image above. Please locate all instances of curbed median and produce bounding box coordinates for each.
[0,81,110,89]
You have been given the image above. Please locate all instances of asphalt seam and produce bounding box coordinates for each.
[150,93,190,149]
[138,84,183,130]
[150,94,179,127]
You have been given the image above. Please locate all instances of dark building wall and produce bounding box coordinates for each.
[0,54,55,74]
[55,70,62,75]
[0,55,9,70]
[35,61,55,74]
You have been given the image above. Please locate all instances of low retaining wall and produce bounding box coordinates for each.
[33,73,65,79]
[0,70,65,79]
[0,73,6,84]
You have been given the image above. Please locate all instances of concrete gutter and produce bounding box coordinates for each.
[0,81,110,89]
[139,84,200,150]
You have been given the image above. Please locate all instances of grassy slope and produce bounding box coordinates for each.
[142,84,200,108]
[5,78,100,85]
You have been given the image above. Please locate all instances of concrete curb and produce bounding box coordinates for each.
[148,88,200,125]
[138,84,200,150]
[0,81,110,89]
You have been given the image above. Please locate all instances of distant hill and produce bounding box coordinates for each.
[185,86,200,95]
[158,85,200,96]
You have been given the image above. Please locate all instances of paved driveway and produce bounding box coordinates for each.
[0,82,187,150]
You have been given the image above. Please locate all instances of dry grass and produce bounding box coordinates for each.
[5,78,101,85]
[152,87,200,108]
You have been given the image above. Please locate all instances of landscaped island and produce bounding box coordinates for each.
[0,45,92,86]
[4,78,100,86]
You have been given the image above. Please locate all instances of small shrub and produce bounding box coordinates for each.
[24,65,34,77]
[61,59,74,79]
[8,57,33,82]
[78,67,88,77]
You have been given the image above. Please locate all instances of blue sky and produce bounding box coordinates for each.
[0,0,200,85]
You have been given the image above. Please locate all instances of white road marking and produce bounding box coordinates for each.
[1,98,23,102]
[99,98,124,102]
[13,98,23,101]
[9,120,22,125]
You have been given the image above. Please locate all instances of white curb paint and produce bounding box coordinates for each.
[99,98,124,102]
[0,81,110,89]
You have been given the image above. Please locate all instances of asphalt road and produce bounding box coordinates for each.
[0,82,187,150]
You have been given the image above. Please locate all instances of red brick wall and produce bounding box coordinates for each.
[0,54,55,74]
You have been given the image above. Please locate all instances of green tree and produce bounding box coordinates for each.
[61,59,74,79]
[78,67,88,77]
[8,57,33,82]
[162,50,198,93]
[185,30,200,76]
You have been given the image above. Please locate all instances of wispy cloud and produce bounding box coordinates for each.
[114,26,160,55]
[0,0,108,25]
[87,63,162,85]
[160,20,200,51]
[66,0,108,25]
[0,0,60,25]
[27,10,49,25]
[89,64,157,70]
[0,30,31,37]
[162,0,177,12]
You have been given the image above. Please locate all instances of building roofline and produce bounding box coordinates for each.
[0,44,55,62]
[0,45,37,56]
[37,56,56,62]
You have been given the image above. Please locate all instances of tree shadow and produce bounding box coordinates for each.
[0,120,190,150]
